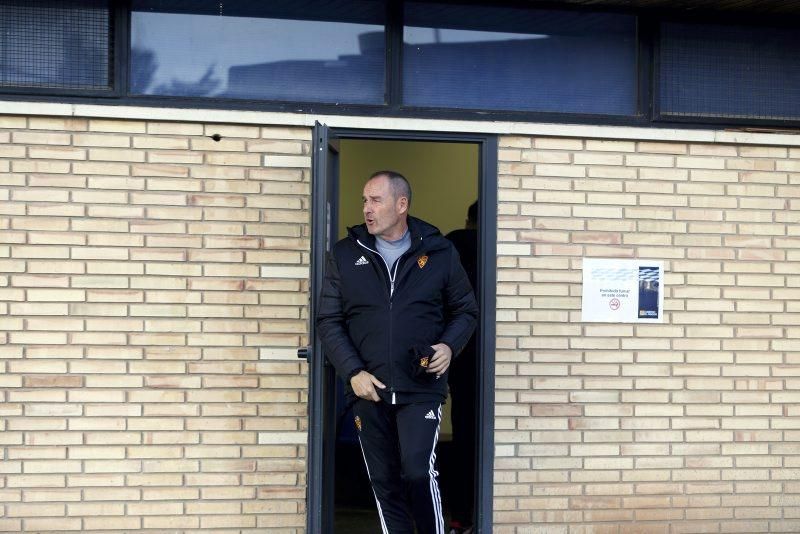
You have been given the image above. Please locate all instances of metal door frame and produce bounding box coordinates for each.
[307,124,498,533]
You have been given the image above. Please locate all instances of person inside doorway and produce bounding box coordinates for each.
[317,170,478,534]
[445,201,479,534]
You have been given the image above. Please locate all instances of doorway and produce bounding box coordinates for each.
[306,126,497,534]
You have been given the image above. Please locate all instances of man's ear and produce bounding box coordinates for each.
[398,196,409,214]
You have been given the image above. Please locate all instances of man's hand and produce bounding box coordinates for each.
[426,343,453,377]
[350,370,386,402]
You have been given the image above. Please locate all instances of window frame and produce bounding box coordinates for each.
[117,0,648,125]
[1,0,800,130]
[0,0,125,98]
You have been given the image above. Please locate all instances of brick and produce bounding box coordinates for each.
[638,141,687,154]
[19,488,79,502]
[204,124,260,138]
[740,146,787,158]
[677,156,726,169]
[86,176,145,190]
[260,125,310,140]
[29,146,86,160]
[148,150,203,164]
[89,119,146,133]
[0,145,26,158]
[193,165,248,179]
[24,518,81,531]
[28,204,85,218]
[27,287,88,302]
[133,136,189,150]
[729,158,778,172]
[248,139,305,154]
[537,165,587,179]
[12,131,70,145]
[190,137,246,152]
[71,190,129,204]
[0,115,26,127]
[72,161,131,176]
[208,152,262,166]
[83,517,141,530]
[141,121,202,135]
[200,515,256,529]
[131,163,189,177]
[574,152,624,166]
[207,179,260,194]
[11,245,70,259]
[690,169,739,182]
[11,274,71,288]
[73,133,131,147]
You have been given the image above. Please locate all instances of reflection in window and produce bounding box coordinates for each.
[0,0,112,90]
[659,22,800,120]
[403,3,637,115]
[131,0,385,104]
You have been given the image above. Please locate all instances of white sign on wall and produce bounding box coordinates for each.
[581,258,664,323]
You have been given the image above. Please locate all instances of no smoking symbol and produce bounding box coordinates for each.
[609,298,621,311]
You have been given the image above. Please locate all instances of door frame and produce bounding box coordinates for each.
[308,125,498,533]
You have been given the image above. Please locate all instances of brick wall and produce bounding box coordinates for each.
[495,136,800,533]
[4,115,800,533]
[0,116,311,532]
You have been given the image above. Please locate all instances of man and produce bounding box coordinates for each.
[445,201,479,534]
[317,170,478,534]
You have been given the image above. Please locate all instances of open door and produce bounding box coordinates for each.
[306,126,497,534]
[306,122,339,533]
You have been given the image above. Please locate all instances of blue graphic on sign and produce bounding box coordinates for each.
[638,266,659,319]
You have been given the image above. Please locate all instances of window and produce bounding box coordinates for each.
[659,22,800,121]
[130,0,386,104]
[402,2,637,115]
[4,0,800,128]
[0,0,113,91]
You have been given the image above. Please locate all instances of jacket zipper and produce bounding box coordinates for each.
[355,236,425,404]
[357,239,401,403]
[356,240,400,297]
[393,236,424,293]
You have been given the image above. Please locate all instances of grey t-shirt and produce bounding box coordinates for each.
[375,229,411,271]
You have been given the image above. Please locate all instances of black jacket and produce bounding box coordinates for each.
[316,216,478,404]
[445,227,479,394]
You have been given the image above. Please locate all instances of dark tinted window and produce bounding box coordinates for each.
[659,22,800,120]
[0,0,112,90]
[131,0,386,104]
[403,3,637,115]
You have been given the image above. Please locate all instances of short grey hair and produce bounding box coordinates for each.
[369,170,412,208]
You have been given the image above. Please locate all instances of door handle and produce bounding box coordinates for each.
[297,346,312,361]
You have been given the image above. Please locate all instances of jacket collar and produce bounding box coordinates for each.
[348,216,445,252]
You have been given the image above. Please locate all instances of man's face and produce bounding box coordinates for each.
[362,175,408,240]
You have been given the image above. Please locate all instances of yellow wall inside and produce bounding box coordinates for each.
[338,139,479,239]
[338,139,479,438]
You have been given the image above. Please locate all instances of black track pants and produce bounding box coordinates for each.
[352,399,445,534]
